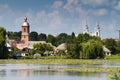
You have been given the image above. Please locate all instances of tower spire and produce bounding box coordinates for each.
[83,20,89,34]
[95,21,100,37]
[96,21,100,29]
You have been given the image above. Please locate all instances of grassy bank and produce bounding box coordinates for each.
[0,59,120,73]
[32,67,120,73]
[0,59,120,64]
[105,54,120,59]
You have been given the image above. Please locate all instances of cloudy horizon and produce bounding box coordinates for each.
[0,0,120,39]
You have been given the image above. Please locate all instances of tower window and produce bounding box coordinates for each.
[24,28,26,32]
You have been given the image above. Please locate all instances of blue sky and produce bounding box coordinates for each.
[0,0,120,38]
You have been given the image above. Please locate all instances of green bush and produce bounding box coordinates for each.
[21,56,33,59]
[109,73,120,80]
[80,40,104,59]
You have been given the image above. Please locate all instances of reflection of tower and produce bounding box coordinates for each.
[21,16,30,41]
[83,21,89,34]
[95,22,100,37]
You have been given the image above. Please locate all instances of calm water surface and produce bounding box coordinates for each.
[0,64,112,80]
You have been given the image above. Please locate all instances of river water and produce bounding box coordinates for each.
[0,61,119,80]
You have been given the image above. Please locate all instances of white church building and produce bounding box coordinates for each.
[83,21,100,37]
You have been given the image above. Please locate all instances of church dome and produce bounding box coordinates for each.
[22,16,30,26]
[22,22,29,26]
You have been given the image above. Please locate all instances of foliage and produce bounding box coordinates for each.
[55,33,68,46]
[47,34,56,46]
[30,31,38,41]
[116,40,120,53]
[104,38,116,54]
[0,27,8,59]
[38,33,47,41]
[8,47,21,58]
[33,43,53,56]
[66,33,80,59]
[56,50,66,56]
[80,40,104,59]
[7,31,21,41]
[109,73,120,80]
[77,33,101,43]
[8,30,120,59]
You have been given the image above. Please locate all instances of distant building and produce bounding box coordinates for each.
[16,16,49,50]
[21,16,30,41]
[83,21,100,37]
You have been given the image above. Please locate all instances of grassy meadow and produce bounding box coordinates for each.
[0,59,119,64]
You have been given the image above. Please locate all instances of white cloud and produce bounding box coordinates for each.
[51,1,63,8]
[108,20,116,29]
[47,10,62,29]
[37,10,46,17]
[63,0,79,13]
[75,6,86,14]
[0,4,14,19]
[90,9,108,16]
[115,1,120,10]
[81,0,109,6]
[0,0,119,38]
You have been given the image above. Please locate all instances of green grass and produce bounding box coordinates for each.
[0,59,119,64]
[105,54,120,59]
[32,67,120,73]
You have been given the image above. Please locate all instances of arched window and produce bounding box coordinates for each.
[24,28,26,32]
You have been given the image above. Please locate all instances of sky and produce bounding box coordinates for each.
[0,0,120,39]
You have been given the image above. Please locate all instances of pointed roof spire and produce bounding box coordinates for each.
[96,21,100,29]
[83,20,89,34]
[85,20,88,29]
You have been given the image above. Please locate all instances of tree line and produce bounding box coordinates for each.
[0,29,120,59]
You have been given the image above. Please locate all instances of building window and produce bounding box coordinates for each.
[24,28,26,32]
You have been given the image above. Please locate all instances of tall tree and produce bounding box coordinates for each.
[0,27,8,59]
[116,40,120,53]
[77,33,84,43]
[38,33,47,41]
[55,33,68,46]
[104,38,116,54]
[7,31,21,41]
[80,40,104,59]
[47,34,56,46]
[66,32,80,59]
[30,31,38,41]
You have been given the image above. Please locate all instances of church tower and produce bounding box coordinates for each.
[94,22,100,37]
[21,16,30,42]
[83,21,89,34]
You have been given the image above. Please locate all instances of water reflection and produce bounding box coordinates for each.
[0,61,119,80]
[0,63,120,71]
[0,70,6,77]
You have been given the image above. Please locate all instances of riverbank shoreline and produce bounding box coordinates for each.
[0,59,119,64]
[0,59,120,73]
[33,67,120,73]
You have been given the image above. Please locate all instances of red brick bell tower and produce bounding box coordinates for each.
[21,16,30,42]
